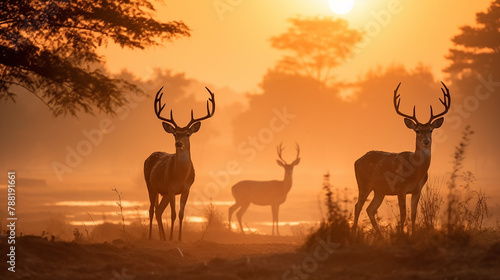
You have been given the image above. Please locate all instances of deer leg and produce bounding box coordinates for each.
[148,192,157,240]
[169,195,176,241]
[155,196,170,241]
[228,202,241,231]
[271,204,280,236]
[236,202,250,233]
[353,190,371,234]
[411,192,421,235]
[397,193,407,233]
[178,191,189,242]
[271,205,276,235]
[366,192,385,236]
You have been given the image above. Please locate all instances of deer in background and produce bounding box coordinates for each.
[144,86,215,241]
[353,82,451,236]
[229,143,300,235]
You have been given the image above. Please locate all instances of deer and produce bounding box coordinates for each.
[144,86,215,241]
[229,143,300,235]
[353,82,451,236]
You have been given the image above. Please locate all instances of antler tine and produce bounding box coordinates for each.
[277,142,286,164]
[427,81,451,123]
[393,82,420,124]
[154,87,178,127]
[295,142,300,160]
[187,86,216,128]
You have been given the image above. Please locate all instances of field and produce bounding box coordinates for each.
[2,230,500,280]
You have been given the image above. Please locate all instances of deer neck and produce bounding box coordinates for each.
[174,148,192,176]
[412,143,432,174]
[282,170,293,193]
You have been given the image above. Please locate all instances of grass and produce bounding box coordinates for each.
[303,172,351,249]
[199,198,225,241]
[111,187,126,234]
[419,176,445,231]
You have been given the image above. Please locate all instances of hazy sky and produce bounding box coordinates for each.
[101,0,492,93]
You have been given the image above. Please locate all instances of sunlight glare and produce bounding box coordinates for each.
[328,0,354,15]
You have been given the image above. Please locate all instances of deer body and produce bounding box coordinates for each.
[353,82,450,236]
[145,151,194,196]
[144,87,215,241]
[232,178,292,206]
[356,149,430,195]
[229,144,300,235]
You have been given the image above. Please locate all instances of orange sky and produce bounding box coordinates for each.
[101,0,492,93]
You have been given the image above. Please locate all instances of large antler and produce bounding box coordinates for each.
[393,82,420,124]
[276,142,300,165]
[154,86,178,128]
[154,86,216,128]
[294,143,300,162]
[277,142,286,164]
[427,81,451,124]
[186,87,216,128]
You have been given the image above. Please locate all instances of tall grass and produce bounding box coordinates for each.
[419,176,445,231]
[444,126,489,237]
[303,173,351,249]
[199,199,224,240]
[112,187,126,233]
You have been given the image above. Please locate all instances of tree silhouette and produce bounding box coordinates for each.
[0,0,190,116]
[443,0,500,176]
[445,0,500,79]
[269,16,362,84]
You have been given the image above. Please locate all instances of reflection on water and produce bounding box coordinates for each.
[41,199,322,235]
[45,200,145,207]
[48,199,233,207]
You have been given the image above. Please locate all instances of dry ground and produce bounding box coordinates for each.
[1,233,500,280]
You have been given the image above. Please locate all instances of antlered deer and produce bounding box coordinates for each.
[229,143,300,235]
[353,82,451,236]
[144,86,215,241]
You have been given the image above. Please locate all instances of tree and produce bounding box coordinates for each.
[269,16,362,85]
[0,0,190,116]
[445,0,500,80]
[443,0,500,179]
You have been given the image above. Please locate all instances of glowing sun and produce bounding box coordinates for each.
[329,0,354,15]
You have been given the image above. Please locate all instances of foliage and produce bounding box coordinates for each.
[112,187,126,233]
[459,172,489,231]
[445,0,500,78]
[303,173,350,249]
[73,228,84,243]
[0,0,190,116]
[446,125,474,233]
[270,16,362,84]
[445,125,489,242]
[419,177,444,231]
[200,199,224,240]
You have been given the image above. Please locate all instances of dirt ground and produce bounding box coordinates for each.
[1,233,500,280]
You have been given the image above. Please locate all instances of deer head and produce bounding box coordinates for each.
[276,143,301,172]
[393,82,451,149]
[154,86,215,151]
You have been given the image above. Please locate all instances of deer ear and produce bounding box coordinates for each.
[291,158,301,166]
[162,122,176,134]
[189,122,201,133]
[431,117,444,129]
[404,118,417,129]
[276,160,285,167]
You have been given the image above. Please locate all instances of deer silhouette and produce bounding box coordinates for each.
[229,143,300,235]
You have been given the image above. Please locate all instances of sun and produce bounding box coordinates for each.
[328,0,354,15]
